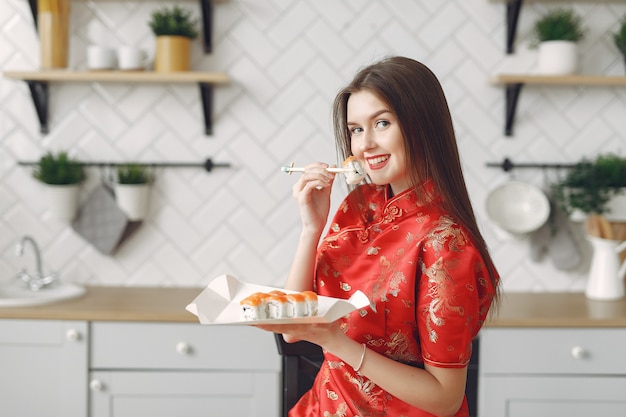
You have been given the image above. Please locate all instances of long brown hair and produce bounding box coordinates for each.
[332,56,499,293]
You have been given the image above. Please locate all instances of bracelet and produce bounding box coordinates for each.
[354,343,367,372]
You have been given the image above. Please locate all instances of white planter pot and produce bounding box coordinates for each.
[45,183,80,221]
[537,40,578,75]
[114,183,151,221]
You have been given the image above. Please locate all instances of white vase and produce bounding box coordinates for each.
[114,183,151,221]
[45,183,80,221]
[585,235,626,300]
[537,40,578,75]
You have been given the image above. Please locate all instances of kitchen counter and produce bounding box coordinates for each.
[0,285,201,322]
[1,287,626,326]
[487,292,626,328]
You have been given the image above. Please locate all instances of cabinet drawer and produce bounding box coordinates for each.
[479,375,626,417]
[90,370,279,417]
[479,328,626,375]
[91,322,280,371]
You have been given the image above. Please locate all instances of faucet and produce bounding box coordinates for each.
[15,235,58,291]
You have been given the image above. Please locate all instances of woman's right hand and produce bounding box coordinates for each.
[292,163,335,233]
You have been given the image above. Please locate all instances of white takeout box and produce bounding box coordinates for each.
[186,274,370,325]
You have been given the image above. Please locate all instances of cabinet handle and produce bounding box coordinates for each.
[176,341,192,355]
[571,346,588,359]
[89,379,105,392]
[65,328,81,342]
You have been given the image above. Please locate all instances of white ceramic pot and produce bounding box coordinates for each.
[537,40,578,75]
[585,235,626,300]
[114,183,151,221]
[45,183,80,221]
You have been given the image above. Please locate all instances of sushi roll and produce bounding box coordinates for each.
[267,294,292,318]
[240,294,268,320]
[286,293,307,317]
[301,291,319,316]
[342,156,366,185]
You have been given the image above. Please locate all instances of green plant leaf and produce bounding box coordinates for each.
[148,5,199,39]
[32,151,86,185]
[534,8,585,44]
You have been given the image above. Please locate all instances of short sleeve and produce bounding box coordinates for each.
[416,220,492,368]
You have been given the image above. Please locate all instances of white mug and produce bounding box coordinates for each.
[87,45,116,70]
[117,46,150,71]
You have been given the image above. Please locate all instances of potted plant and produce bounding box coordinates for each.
[613,14,626,73]
[533,8,585,74]
[114,164,154,221]
[553,153,626,221]
[148,5,199,72]
[32,151,86,221]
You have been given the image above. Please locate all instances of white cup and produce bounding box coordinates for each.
[117,46,150,71]
[87,45,116,70]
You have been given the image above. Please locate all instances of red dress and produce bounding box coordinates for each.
[289,182,497,417]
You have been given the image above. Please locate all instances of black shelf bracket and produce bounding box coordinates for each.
[199,82,214,136]
[506,0,524,54]
[26,81,49,134]
[504,82,524,136]
[200,0,213,53]
[28,0,38,29]
[21,80,217,136]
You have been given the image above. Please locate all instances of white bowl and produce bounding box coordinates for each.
[486,181,551,235]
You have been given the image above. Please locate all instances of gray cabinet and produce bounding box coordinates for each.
[0,319,280,417]
[89,322,281,417]
[0,319,88,417]
[478,328,626,416]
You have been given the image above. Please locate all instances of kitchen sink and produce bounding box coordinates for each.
[0,281,85,307]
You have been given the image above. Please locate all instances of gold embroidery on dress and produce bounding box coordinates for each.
[328,360,345,369]
[385,330,418,363]
[326,389,339,400]
[420,217,469,343]
[339,282,352,291]
[323,402,347,417]
[366,246,380,255]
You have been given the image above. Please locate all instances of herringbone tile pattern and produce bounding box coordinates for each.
[1,0,626,291]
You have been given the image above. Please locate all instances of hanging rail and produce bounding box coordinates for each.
[486,157,576,172]
[18,158,231,172]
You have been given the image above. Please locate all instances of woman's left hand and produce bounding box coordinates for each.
[254,321,344,347]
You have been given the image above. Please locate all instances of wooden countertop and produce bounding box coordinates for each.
[0,286,202,322]
[487,292,626,328]
[1,287,625,327]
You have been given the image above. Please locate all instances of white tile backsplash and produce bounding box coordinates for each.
[1,0,625,292]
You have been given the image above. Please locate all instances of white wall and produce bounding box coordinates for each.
[1,0,625,291]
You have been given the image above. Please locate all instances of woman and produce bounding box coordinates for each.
[259,56,499,417]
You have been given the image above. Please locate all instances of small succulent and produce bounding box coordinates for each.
[534,8,585,44]
[32,151,85,185]
[116,164,153,185]
[148,5,199,39]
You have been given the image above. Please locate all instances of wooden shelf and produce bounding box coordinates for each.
[492,74,626,136]
[3,70,230,135]
[492,74,626,86]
